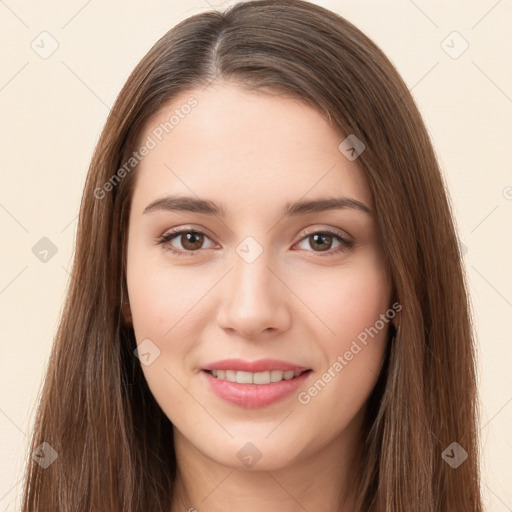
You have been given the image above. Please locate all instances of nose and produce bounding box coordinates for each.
[216,250,292,339]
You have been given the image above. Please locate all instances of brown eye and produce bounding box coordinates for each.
[295,230,353,256]
[308,233,334,252]
[179,232,204,251]
[158,229,216,256]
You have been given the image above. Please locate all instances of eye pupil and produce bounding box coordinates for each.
[182,232,203,250]
[310,233,332,251]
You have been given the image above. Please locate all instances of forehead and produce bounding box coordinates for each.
[131,82,373,216]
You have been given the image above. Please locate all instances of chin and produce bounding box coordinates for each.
[190,431,310,472]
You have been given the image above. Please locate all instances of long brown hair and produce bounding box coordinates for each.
[21,1,483,510]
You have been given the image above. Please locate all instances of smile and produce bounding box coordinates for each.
[201,363,313,408]
[206,369,307,384]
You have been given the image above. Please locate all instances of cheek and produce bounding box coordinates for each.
[293,256,392,430]
[126,254,203,422]
[294,255,391,398]
[302,255,391,345]
[126,247,202,342]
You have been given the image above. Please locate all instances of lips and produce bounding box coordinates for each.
[200,358,312,408]
[202,358,309,373]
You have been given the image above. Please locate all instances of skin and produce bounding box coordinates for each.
[124,81,394,512]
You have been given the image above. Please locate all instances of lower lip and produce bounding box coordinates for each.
[201,370,312,408]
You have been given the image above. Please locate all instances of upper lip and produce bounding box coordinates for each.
[202,358,310,373]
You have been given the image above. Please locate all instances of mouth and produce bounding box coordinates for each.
[204,368,311,384]
[199,368,313,409]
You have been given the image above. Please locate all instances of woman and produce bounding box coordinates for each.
[21,0,483,510]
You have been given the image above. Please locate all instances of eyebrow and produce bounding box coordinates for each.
[142,194,372,217]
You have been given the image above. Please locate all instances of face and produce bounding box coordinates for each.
[125,81,394,471]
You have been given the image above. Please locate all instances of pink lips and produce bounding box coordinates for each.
[201,358,312,408]
[202,358,308,373]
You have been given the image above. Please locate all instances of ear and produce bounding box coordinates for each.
[121,301,133,327]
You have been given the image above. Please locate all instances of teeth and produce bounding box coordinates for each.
[270,370,283,382]
[225,369,236,381]
[237,371,253,384]
[208,369,303,384]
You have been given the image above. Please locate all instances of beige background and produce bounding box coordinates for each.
[1,0,511,510]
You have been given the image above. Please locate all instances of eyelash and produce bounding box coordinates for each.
[156,227,354,258]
